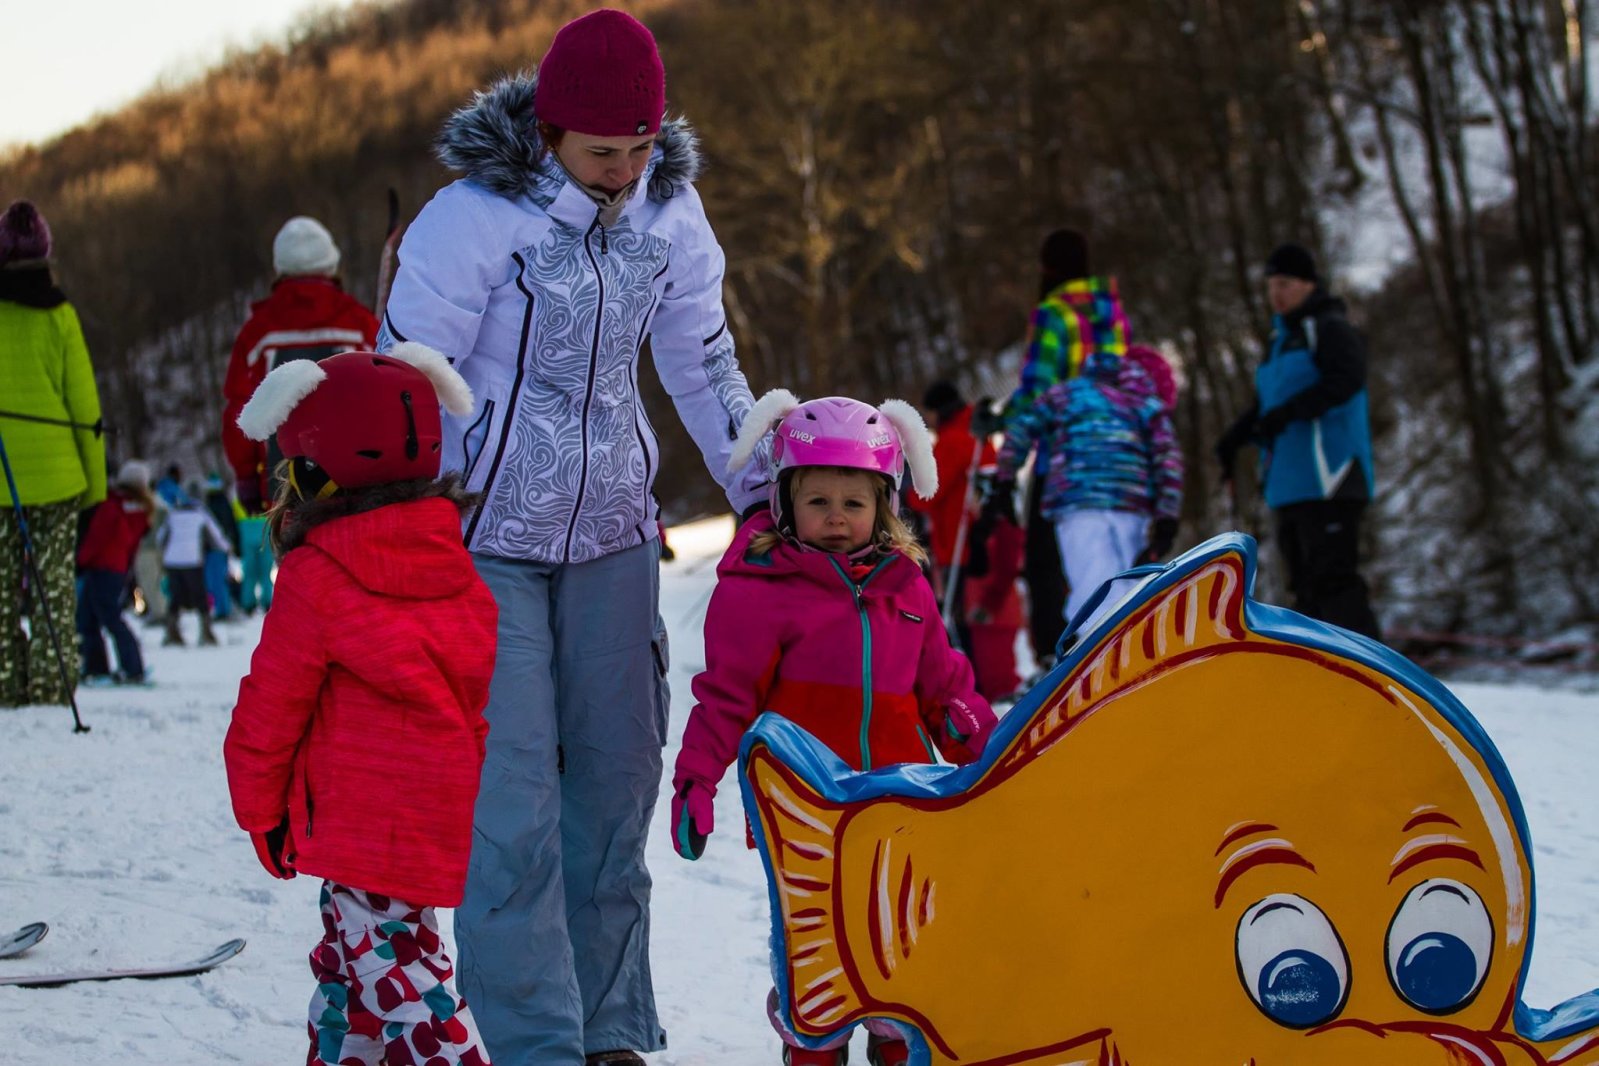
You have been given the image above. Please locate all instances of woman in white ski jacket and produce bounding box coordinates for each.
[377,11,768,1066]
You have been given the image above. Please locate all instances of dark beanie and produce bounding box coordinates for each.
[1266,242,1318,282]
[922,380,962,418]
[1040,229,1091,281]
[0,201,52,266]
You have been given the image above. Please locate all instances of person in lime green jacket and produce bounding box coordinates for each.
[0,200,106,707]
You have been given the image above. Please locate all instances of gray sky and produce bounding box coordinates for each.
[3,0,367,148]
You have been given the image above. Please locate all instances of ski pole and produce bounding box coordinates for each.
[940,431,989,636]
[375,188,401,320]
[0,427,90,733]
[0,409,108,435]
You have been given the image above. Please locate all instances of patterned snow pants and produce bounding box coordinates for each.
[0,500,79,707]
[308,882,491,1066]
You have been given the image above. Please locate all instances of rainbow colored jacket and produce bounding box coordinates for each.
[1004,276,1130,419]
[997,351,1183,520]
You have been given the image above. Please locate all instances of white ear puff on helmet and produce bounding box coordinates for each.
[384,341,475,416]
[728,388,801,475]
[237,360,327,442]
[877,398,938,500]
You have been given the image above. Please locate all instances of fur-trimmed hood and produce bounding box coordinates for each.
[434,71,702,206]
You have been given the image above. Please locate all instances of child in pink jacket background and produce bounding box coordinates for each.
[670,390,998,1066]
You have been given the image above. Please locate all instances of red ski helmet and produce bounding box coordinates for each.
[237,343,474,492]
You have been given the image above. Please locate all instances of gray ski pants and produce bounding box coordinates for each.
[457,542,669,1065]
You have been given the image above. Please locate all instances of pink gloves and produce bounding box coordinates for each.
[671,779,715,860]
[943,697,998,764]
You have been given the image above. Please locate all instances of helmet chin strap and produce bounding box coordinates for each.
[287,458,339,501]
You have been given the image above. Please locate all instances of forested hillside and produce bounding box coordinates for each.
[3,0,1595,639]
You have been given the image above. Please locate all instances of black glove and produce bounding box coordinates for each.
[970,396,1005,438]
[1137,518,1179,565]
[1254,405,1292,441]
[980,478,1015,522]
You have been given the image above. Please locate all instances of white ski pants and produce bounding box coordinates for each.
[1054,509,1149,633]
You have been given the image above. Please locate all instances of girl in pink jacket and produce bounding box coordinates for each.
[670,390,998,1066]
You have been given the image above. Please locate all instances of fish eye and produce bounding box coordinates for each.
[1236,894,1350,1028]
[1385,879,1493,1014]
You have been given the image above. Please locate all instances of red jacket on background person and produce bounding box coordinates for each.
[908,403,997,569]
[76,489,151,573]
[220,277,378,502]
[223,497,497,906]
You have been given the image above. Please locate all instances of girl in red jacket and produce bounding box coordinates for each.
[224,343,497,1066]
[669,390,998,1066]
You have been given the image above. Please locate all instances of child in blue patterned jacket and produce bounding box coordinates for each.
[993,346,1184,632]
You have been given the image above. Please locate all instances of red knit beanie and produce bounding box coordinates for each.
[534,9,665,137]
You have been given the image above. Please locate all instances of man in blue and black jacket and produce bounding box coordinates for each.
[1216,243,1381,640]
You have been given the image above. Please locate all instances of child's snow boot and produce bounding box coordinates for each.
[162,615,184,646]
[783,1047,848,1065]
[866,1035,909,1066]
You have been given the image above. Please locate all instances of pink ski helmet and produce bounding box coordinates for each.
[728,389,937,531]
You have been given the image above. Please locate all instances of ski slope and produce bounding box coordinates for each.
[2,516,1597,1064]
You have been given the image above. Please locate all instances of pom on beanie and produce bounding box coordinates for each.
[0,201,52,266]
[272,216,341,277]
[1265,242,1318,283]
[534,9,665,137]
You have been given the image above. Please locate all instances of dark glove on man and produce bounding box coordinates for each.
[1214,407,1260,480]
[250,818,295,879]
[1254,405,1292,441]
[1137,517,1179,565]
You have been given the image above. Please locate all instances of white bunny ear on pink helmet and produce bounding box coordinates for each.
[237,360,327,442]
[728,388,800,475]
[385,341,475,417]
[878,398,938,500]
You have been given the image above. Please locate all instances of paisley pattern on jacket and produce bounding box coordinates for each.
[381,72,769,564]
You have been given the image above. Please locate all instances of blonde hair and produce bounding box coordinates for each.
[749,466,928,566]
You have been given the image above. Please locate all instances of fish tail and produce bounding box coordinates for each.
[745,744,867,1037]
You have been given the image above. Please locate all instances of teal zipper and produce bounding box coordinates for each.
[829,556,893,771]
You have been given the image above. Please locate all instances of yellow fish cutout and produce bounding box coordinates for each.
[739,534,1599,1065]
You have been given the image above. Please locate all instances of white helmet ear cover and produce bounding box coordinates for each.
[878,398,938,500]
[385,341,475,416]
[237,360,327,442]
[728,388,801,475]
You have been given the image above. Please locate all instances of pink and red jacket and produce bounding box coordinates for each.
[224,497,497,906]
[674,513,994,801]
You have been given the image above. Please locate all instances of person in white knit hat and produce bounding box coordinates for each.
[220,215,378,515]
[272,216,342,277]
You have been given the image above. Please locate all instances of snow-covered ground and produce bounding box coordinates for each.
[2,516,1597,1065]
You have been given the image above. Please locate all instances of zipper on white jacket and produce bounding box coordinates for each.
[564,220,605,562]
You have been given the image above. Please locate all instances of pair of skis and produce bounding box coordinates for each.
[0,922,244,988]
